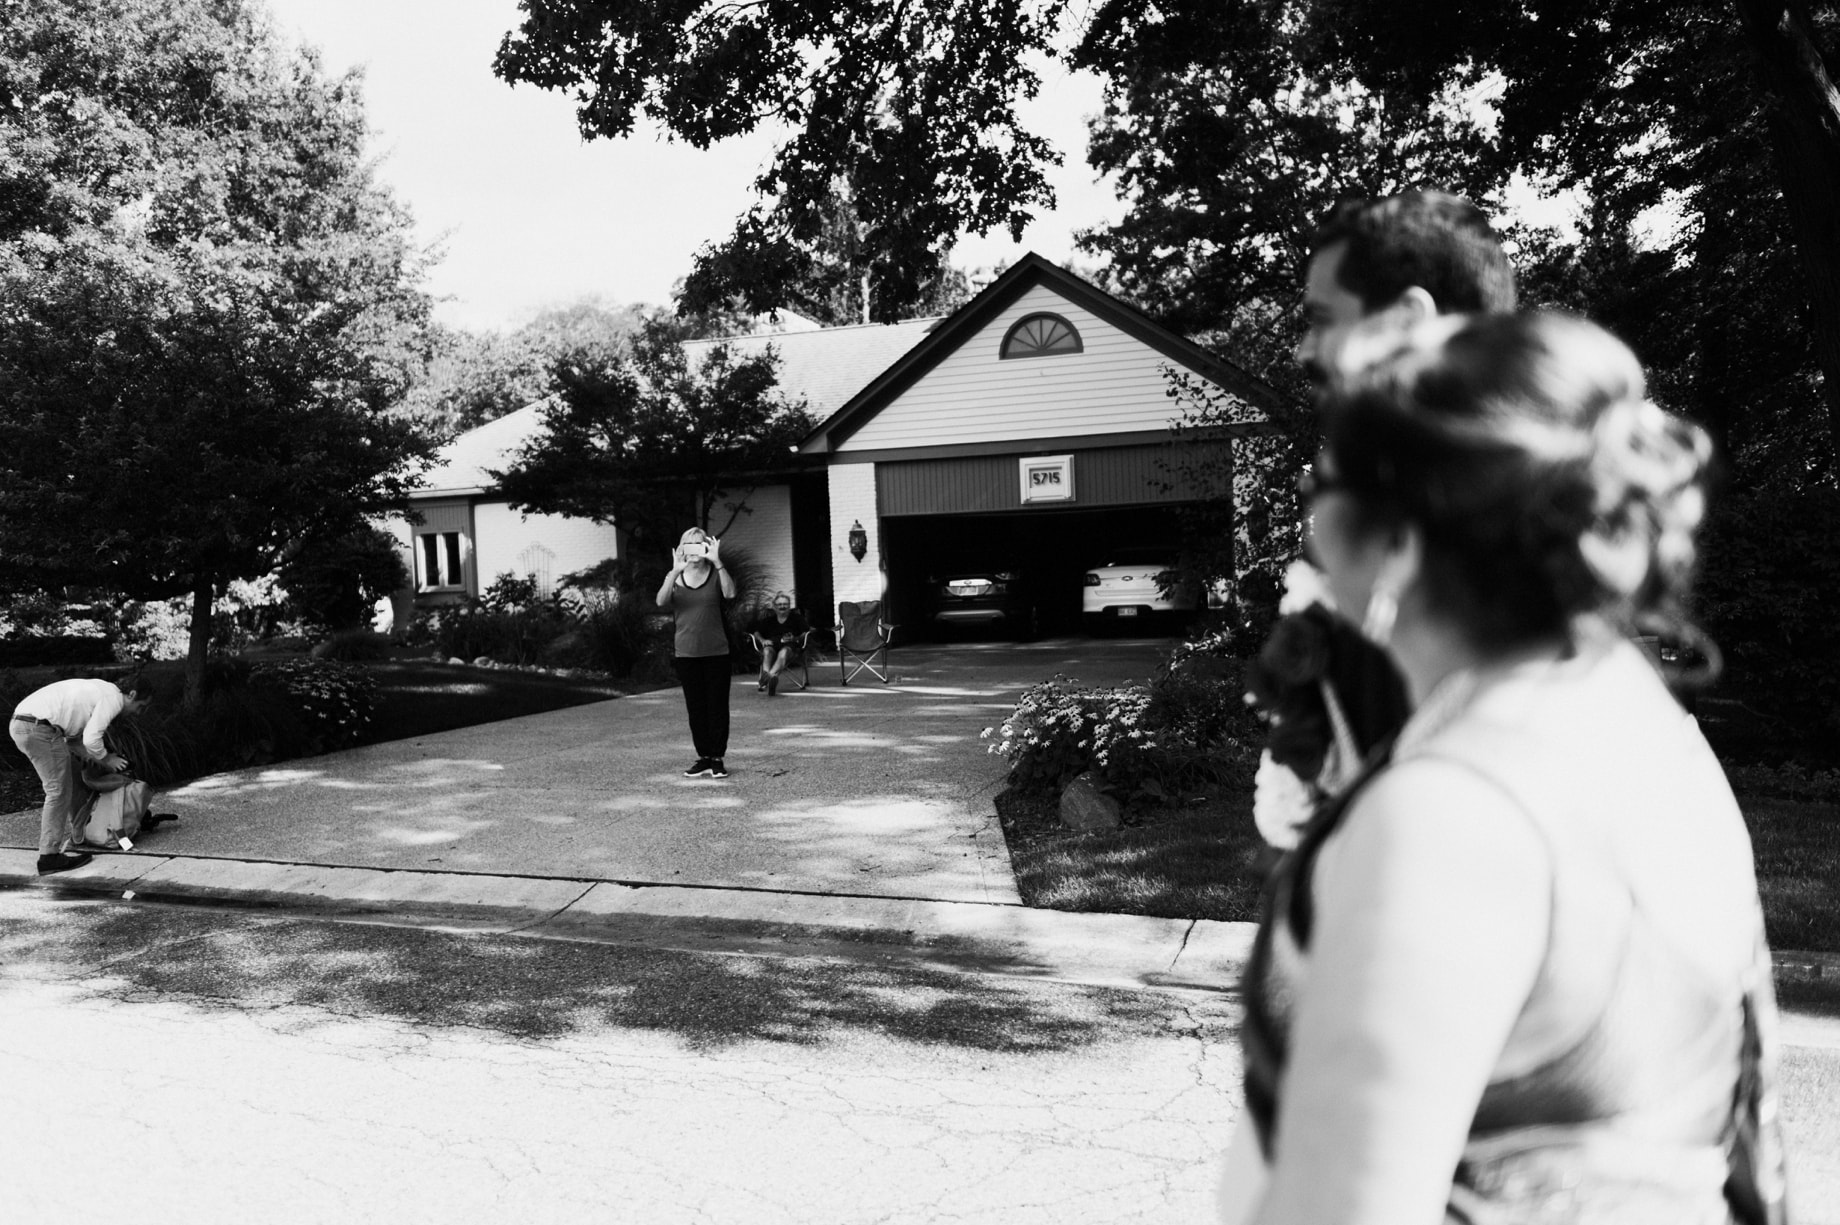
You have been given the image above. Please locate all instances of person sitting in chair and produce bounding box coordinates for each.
[749,593,808,696]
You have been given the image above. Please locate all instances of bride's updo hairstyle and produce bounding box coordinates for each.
[1322,311,1716,659]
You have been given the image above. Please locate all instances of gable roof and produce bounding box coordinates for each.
[415,400,551,497]
[682,316,939,419]
[797,252,1282,454]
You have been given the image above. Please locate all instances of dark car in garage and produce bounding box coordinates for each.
[926,566,1039,639]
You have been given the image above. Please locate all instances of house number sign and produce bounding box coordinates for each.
[1019,454,1075,504]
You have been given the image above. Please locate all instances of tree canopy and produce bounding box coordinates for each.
[492,316,814,576]
[495,0,1063,322]
[495,1,1838,455]
[401,296,652,437]
[0,0,437,696]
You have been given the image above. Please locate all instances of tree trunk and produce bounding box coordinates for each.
[1736,0,1840,460]
[184,576,214,707]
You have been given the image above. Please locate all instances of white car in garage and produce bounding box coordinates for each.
[1082,549,1217,629]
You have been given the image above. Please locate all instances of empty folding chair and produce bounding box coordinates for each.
[837,600,894,684]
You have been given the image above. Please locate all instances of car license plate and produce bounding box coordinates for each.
[1118,607,1137,617]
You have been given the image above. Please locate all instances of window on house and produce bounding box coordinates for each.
[1000,313,1083,359]
[417,530,466,591]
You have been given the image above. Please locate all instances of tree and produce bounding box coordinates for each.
[1076,4,1497,343]
[400,297,653,437]
[677,177,975,325]
[1284,0,1840,458]
[278,522,410,634]
[495,1,1063,322]
[492,316,814,583]
[495,1,1840,441]
[0,0,438,701]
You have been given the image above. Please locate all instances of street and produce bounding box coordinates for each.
[0,889,1242,1224]
[4,889,1837,1224]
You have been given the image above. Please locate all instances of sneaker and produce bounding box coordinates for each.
[767,674,779,696]
[757,679,767,693]
[683,758,711,777]
[707,759,729,779]
[37,851,92,875]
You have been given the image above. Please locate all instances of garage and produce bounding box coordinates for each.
[797,256,1279,636]
[882,504,1193,640]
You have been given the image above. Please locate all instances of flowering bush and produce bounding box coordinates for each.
[983,667,1257,812]
[249,656,378,752]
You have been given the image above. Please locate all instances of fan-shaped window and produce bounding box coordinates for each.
[1001,313,1083,359]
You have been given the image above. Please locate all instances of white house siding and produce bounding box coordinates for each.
[835,284,1187,453]
[827,463,884,613]
[707,484,795,605]
[472,501,621,596]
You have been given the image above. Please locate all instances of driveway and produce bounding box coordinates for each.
[4,637,1179,904]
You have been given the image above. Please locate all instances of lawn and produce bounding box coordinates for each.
[1000,779,1840,954]
[353,659,645,744]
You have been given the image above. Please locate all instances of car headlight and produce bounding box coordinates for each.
[1083,573,1100,586]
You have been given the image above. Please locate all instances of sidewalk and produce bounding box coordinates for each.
[1,639,1250,991]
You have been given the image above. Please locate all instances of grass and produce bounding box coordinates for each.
[997,784,1273,923]
[1745,795,1840,954]
[352,659,646,745]
[1000,779,1840,952]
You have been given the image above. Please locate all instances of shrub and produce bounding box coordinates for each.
[247,656,378,754]
[2,656,377,784]
[280,524,409,634]
[424,573,573,665]
[983,660,1257,813]
[110,577,300,661]
[105,684,308,785]
[574,591,667,676]
[0,636,114,667]
[1696,486,1840,752]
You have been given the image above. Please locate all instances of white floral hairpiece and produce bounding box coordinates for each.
[1277,559,1336,615]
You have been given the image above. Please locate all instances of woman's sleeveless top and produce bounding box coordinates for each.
[670,572,728,658]
[1240,639,1781,1224]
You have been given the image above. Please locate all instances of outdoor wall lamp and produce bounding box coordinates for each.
[847,520,868,563]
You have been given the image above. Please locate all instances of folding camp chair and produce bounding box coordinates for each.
[837,600,895,685]
[748,623,815,691]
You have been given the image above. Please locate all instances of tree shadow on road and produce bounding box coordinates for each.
[0,897,1240,1054]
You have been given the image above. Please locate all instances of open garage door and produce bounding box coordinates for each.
[881,505,1192,641]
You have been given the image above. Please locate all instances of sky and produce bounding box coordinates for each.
[262,0,1121,334]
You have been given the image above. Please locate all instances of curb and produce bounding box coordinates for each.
[7,848,1835,993]
[0,849,1255,995]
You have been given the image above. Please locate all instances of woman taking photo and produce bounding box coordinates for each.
[656,526,736,779]
[1225,312,1788,1224]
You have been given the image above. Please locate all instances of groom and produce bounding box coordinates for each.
[1295,189,1518,396]
[1249,190,1519,844]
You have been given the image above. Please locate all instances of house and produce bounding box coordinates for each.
[386,253,1278,634]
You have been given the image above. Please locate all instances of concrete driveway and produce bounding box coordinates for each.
[4,636,1179,904]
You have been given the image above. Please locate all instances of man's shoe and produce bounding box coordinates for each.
[683,758,712,777]
[767,674,779,696]
[757,679,767,693]
[142,813,179,829]
[707,759,729,779]
[37,851,92,875]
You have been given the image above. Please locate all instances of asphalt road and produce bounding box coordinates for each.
[0,889,1244,1225]
[4,888,1836,1224]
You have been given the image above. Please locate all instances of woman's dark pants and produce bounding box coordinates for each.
[672,654,731,760]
